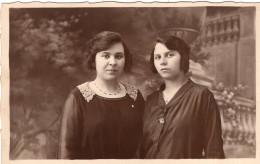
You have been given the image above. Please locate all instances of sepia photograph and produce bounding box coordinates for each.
[1,2,257,162]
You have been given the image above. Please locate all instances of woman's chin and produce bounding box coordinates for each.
[102,75,120,81]
[159,74,173,79]
[159,74,179,81]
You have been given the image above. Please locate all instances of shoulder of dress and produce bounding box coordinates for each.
[123,83,139,101]
[189,83,213,98]
[192,83,210,92]
[145,90,159,101]
[77,82,95,103]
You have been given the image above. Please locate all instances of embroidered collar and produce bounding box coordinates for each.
[77,82,138,102]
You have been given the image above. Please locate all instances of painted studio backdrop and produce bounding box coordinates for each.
[9,7,256,159]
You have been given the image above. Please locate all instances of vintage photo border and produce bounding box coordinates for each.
[1,2,260,164]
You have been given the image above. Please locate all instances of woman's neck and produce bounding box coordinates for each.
[163,74,188,93]
[94,78,119,92]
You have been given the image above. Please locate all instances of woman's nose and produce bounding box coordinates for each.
[109,57,116,66]
[160,57,167,65]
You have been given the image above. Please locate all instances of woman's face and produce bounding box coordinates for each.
[95,42,125,81]
[154,42,182,80]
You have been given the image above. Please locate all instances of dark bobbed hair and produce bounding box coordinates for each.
[150,36,190,74]
[86,31,132,72]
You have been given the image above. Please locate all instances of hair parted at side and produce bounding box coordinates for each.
[85,31,132,72]
[150,36,190,74]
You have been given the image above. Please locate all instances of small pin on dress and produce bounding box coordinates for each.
[159,118,165,124]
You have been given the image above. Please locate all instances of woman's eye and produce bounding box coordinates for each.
[167,53,175,57]
[115,55,123,59]
[102,54,110,59]
[154,55,161,60]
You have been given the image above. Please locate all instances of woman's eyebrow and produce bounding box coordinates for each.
[114,52,124,55]
[165,50,177,55]
[101,51,110,55]
[167,50,177,53]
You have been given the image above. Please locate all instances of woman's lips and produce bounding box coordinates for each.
[106,70,118,72]
[160,68,170,71]
[106,70,118,74]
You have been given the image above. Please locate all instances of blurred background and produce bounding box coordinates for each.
[9,7,255,159]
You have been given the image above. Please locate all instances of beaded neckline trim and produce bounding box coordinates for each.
[77,82,138,102]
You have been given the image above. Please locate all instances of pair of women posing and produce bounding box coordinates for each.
[58,31,225,159]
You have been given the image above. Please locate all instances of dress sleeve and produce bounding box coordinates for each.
[203,90,225,158]
[137,90,145,110]
[58,93,82,159]
[134,90,145,159]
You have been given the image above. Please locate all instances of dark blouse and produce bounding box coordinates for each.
[142,79,225,159]
[58,82,144,159]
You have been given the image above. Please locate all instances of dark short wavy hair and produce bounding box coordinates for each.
[150,36,190,74]
[85,31,132,72]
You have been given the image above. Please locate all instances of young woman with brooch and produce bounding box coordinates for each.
[142,36,225,159]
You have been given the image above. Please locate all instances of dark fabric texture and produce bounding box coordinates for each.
[58,86,145,159]
[142,79,225,159]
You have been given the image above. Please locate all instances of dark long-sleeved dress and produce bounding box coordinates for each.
[58,82,144,159]
[142,79,225,159]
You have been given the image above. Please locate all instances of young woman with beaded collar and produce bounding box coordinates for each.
[58,31,144,159]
